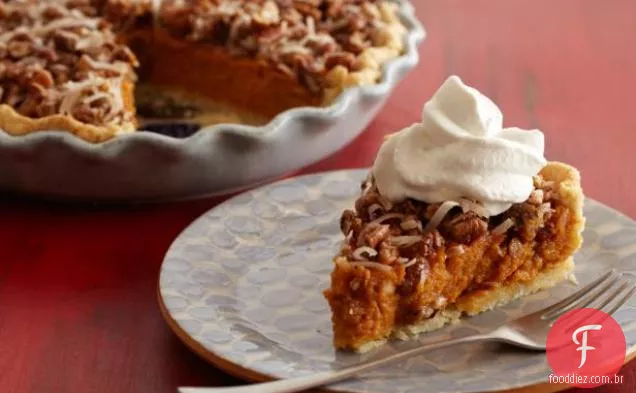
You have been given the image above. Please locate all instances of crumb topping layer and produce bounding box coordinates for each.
[339,173,559,295]
[105,0,405,97]
[154,0,405,93]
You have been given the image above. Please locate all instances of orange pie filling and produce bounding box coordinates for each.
[123,28,321,120]
[324,163,584,351]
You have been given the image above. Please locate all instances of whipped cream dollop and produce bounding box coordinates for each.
[372,76,547,216]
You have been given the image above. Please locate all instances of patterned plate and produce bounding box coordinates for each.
[158,169,636,393]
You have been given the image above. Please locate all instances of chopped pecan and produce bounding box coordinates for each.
[35,46,58,62]
[56,52,82,67]
[49,64,70,84]
[279,6,303,24]
[288,24,309,40]
[326,0,345,17]
[65,0,97,17]
[361,3,381,19]
[342,31,367,54]
[258,26,284,44]
[340,209,356,235]
[76,55,93,73]
[292,2,321,20]
[112,46,139,67]
[377,241,399,264]
[345,14,367,33]
[354,189,384,220]
[4,85,23,107]
[31,69,55,89]
[4,63,22,80]
[398,258,429,296]
[365,224,390,248]
[27,83,48,98]
[281,51,311,71]
[17,95,43,116]
[42,4,66,19]
[506,201,553,242]
[34,99,57,117]
[53,30,79,52]
[7,40,32,59]
[306,36,337,56]
[325,51,358,70]
[402,230,444,260]
[72,104,108,125]
[10,32,34,43]
[441,211,488,244]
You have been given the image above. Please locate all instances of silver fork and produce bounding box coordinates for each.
[179,270,635,393]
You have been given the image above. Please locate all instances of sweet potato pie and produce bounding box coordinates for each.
[0,0,406,142]
[324,76,585,351]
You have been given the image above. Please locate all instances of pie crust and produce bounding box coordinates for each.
[0,79,136,142]
[324,162,585,352]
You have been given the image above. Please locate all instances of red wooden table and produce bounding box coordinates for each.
[1,1,634,392]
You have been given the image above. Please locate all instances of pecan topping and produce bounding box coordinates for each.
[377,241,399,264]
[398,258,428,296]
[325,51,359,70]
[154,0,403,91]
[0,0,138,127]
[7,40,32,58]
[340,209,358,235]
[53,30,79,52]
[365,224,390,248]
[31,68,54,89]
[441,211,488,245]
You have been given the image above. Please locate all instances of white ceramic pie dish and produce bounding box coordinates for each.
[0,1,424,201]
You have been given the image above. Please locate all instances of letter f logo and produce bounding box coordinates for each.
[572,324,603,368]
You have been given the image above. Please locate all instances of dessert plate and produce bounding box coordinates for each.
[158,169,636,393]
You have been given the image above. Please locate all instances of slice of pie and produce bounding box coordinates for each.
[0,0,407,142]
[324,76,585,352]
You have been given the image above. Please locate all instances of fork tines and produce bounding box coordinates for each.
[542,269,635,323]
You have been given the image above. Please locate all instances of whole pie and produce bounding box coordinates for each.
[324,76,585,352]
[0,0,407,142]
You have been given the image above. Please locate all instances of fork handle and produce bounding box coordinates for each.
[179,332,495,393]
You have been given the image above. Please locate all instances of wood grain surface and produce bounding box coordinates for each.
[0,1,634,393]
